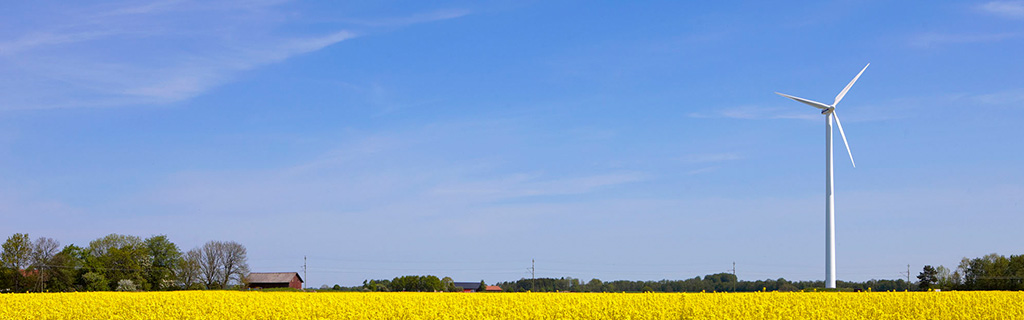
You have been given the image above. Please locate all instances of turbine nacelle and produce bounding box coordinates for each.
[821,107,835,115]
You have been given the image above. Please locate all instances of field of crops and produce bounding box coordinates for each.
[1,291,1022,319]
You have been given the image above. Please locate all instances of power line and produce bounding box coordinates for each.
[38,264,150,272]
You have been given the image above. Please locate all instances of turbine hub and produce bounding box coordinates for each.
[821,107,835,115]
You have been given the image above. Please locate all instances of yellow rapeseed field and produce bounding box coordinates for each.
[1,291,1022,319]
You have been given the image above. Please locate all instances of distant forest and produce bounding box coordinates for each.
[338,253,1024,293]
[4,232,1021,293]
[495,275,910,293]
[350,273,913,293]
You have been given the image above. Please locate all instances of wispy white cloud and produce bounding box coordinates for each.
[96,0,186,17]
[905,2,1022,48]
[909,32,1016,47]
[978,1,1024,19]
[430,172,646,200]
[0,31,115,56]
[677,153,741,176]
[680,153,742,164]
[122,119,645,226]
[118,30,357,101]
[0,2,466,110]
[972,88,1024,105]
[685,166,720,175]
[889,89,1024,109]
[339,9,471,27]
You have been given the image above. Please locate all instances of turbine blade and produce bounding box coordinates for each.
[833,63,870,106]
[775,92,830,110]
[833,112,856,168]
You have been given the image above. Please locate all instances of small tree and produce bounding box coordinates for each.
[918,265,938,290]
[30,237,60,292]
[177,248,202,290]
[1,233,34,292]
[83,272,109,291]
[220,241,248,288]
[116,279,138,292]
[934,265,959,290]
[144,235,181,291]
[477,280,487,292]
[441,276,457,292]
[198,242,224,289]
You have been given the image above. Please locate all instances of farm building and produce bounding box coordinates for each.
[452,282,503,292]
[453,282,479,292]
[247,272,303,290]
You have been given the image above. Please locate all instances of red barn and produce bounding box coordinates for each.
[247,272,303,290]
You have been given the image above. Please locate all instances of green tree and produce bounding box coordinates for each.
[362,279,390,292]
[1009,254,1024,291]
[933,265,959,290]
[917,265,938,290]
[144,235,181,290]
[957,257,974,289]
[388,275,444,292]
[421,275,442,292]
[88,234,148,290]
[46,245,87,292]
[441,276,457,292]
[82,272,109,291]
[1,233,34,292]
[477,280,487,292]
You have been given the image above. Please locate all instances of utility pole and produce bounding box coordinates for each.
[39,265,44,292]
[303,256,308,291]
[899,264,911,291]
[531,259,536,292]
[732,262,737,292]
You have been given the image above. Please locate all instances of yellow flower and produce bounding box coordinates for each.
[0,291,1021,319]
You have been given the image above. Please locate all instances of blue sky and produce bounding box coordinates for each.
[2,1,1023,287]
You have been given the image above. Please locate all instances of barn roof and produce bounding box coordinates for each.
[453,282,479,289]
[248,272,303,284]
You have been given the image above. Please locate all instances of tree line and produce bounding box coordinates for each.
[360,276,485,292]
[0,233,248,293]
[321,273,913,293]
[918,253,1024,291]
[494,274,912,293]
[8,231,1017,293]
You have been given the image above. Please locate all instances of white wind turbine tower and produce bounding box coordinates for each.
[775,63,868,289]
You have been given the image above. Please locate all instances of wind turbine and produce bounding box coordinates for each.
[775,63,868,289]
